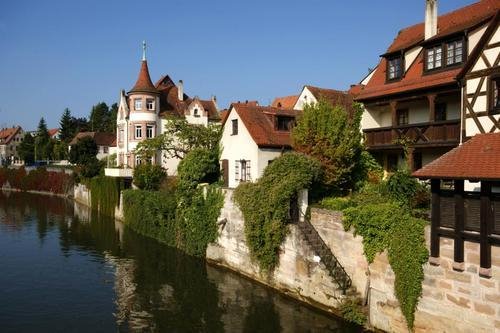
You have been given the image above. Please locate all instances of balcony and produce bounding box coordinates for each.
[363,120,460,149]
[104,167,133,178]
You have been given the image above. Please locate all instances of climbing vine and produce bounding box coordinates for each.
[89,176,123,217]
[233,153,321,271]
[340,181,428,330]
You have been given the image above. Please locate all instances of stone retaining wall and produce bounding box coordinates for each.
[209,189,500,332]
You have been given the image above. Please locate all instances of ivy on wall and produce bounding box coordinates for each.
[88,176,123,218]
[233,153,321,271]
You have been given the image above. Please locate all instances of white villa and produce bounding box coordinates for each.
[107,43,220,177]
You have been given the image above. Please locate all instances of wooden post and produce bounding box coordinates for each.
[390,101,398,126]
[427,94,437,122]
[453,180,465,270]
[479,181,492,277]
[407,147,415,171]
[221,159,229,188]
[430,179,441,264]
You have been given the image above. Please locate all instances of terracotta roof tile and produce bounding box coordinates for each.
[305,86,356,115]
[0,127,21,145]
[129,60,158,94]
[387,0,499,54]
[356,0,499,101]
[69,132,116,147]
[48,128,59,137]
[224,103,300,148]
[155,76,190,117]
[271,95,299,109]
[413,133,500,181]
[199,100,220,120]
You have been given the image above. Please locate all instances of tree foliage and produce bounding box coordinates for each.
[133,164,167,191]
[135,117,221,161]
[69,136,101,179]
[233,153,322,271]
[291,99,363,190]
[18,133,35,164]
[89,102,117,133]
[35,117,51,160]
[59,108,74,143]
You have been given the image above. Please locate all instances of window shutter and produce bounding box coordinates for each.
[235,161,239,181]
[246,160,251,180]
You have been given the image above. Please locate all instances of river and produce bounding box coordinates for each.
[0,191,361,332]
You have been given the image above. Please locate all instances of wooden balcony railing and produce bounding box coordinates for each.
[363,120,460,148]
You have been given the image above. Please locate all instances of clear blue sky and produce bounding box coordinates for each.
[0,0,475,130]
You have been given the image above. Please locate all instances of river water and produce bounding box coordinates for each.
[0,191,361,332]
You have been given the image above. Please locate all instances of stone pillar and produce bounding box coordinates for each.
[429,179,441,265]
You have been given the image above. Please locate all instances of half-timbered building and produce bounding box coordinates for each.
[352,0,500,174]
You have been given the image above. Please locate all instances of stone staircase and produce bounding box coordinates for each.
[297,215,352,294]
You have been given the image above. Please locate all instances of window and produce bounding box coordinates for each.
[387,56,402,80]
[276,116,294,131]
[489,75,500,114]
[194,108,200,117]
[146,99,155,111]
[446,40,463,66]
[387,154,398,172]
[231,119,238,135]
[103,146,108,153]
[235,160,251,182]
[135,155,142,166]
[135,125,142,139]
[134,98,142,111]
[426,46,442,70]
[119,129,124,142]
[426,39,464,71]
[397,109,409,125]
[146,124,154,138]
[435,102,447,121]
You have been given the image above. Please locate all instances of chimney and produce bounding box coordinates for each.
[425,0,438,40]
[178,80,184,101]
[211,95,218,110]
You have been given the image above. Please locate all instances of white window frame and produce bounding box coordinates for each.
[134,98,143,111]
[235,160,251,182]
[135,155,142,166]
[146,98,155,111]
[146,124,154,138]
[119,129,124,142]
[135,125,142,139]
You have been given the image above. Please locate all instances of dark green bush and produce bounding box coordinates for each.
[339,298,367,326]
[133,164,167,191]
[233,152,322,271]
[177,148,219,192]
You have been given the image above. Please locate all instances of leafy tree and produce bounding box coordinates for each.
[133,164,166,191]
[52,140,68,160]
[69,136,100,178]
[108,103,118,133]
[18,133,35,164]
[135,117,221,161]
[291,98,363,191]
[59,108,74,143]
[176,148,220,193]
[89,102,111,132]
[70,116,89,134]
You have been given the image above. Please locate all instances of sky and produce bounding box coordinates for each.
[0,0,477,130]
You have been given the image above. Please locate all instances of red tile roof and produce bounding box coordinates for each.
[129,60,159,94]
[199,99,220,120]
[48,128,59,137]
[224,103,300,149]
[0,127,21,145]
[387,0,499,54]
[356,0,500,101]
[271,95,299,109]
[69,132,116,147]
[155,75,190,117]
[305,86,356,115]
[413,133,500,181]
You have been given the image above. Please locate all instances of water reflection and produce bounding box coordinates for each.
[0,191,361,332]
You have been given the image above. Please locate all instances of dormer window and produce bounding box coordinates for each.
[425,39,464,72]
[146,98,155,111]
[134,98,142,111]
[276,116,294,131]
[387,56,402,81]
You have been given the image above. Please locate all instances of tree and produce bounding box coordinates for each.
[291,98,363,191]
[52,140,68,160]
[18,133,35,164]
[108,103,118,133]
[70,116,90,134]
[133,164,167,190]
[59,108,74,143]
[69,136,100,178]
[89,102,111,132]
[135,117,221,161]
[35,117,50,160]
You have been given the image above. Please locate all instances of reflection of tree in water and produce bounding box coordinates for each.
[243,294,282,333]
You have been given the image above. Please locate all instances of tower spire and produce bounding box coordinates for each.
[142,40,147,61]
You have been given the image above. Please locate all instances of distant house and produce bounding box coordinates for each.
[271,95,299,109]
[293,85,354,111]
[48,128,60,140]
[0,126,24,165]
[69,132,116,160]
[220,102,298,188]
[112,43,220,176]
[351,0,499,174]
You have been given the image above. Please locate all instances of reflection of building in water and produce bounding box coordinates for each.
[104,253,155,331]
[206,264,348,332]
[73,201,91,223]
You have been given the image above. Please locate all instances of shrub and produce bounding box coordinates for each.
[233,152,322,271]
[133,164,167,191]
[176,148,219,192]
[90,176,123,217]
[339,298,367,326]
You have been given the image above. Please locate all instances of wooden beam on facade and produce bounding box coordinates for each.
[479,181,492,276]
[453,180,465,268]
[430,179,441,262]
